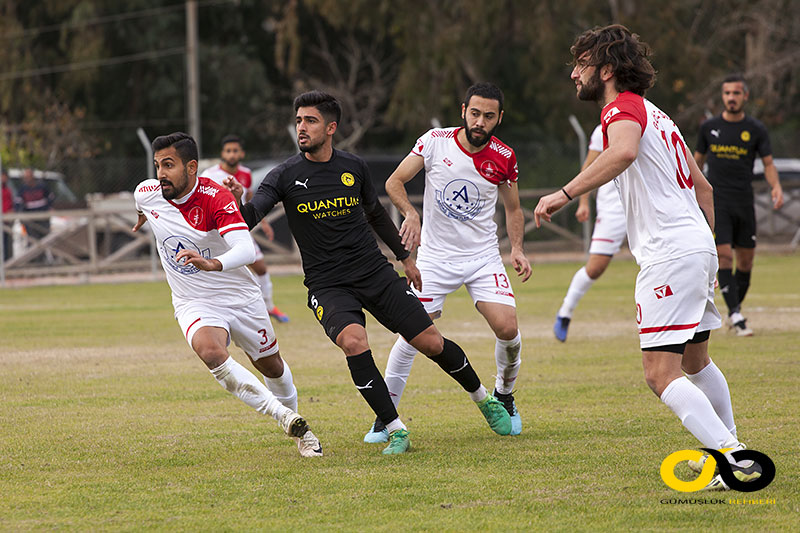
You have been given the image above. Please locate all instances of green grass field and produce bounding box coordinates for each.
[2,254,798,531]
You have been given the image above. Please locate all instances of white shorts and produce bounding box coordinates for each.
[415,252,516,315]
[589,209,627,256]
[635,252,721,349]
[175,297,279,360]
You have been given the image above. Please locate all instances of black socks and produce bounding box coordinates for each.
[347,350,398,426]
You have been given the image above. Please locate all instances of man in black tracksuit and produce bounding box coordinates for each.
[694,74,783,337]
[226,91,512,455]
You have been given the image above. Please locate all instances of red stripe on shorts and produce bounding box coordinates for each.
[639,322,700,334]
[418,297,433,302]
[592,238,614,243]
[185,317,202,338]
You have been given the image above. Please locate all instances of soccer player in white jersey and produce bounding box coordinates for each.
[554,124,627,341]
[364,83,532,443]
[201,135,290,323]
[132,132,320,457]
[534,25,762,490]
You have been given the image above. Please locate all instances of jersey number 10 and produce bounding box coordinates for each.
[660,128,694,190]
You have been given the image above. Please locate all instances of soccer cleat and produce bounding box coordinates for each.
[382,429,411,455]
[279,410,309,438]
[269,305,290,323]
[294,430,323,457]
[493,389,522,436]
[728,312,753,337]
[689,443,747,475]
[477,395,512,436]
[701,461,762,491]
[553,315,571,342]
[363,416,389,443]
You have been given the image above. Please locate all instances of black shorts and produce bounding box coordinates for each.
[714,203,756,249]
[307,265,433,344]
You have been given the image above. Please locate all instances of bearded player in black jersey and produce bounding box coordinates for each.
[224,91,512,455]
[694,74,784,337]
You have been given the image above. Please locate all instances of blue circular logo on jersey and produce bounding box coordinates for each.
[161,235,211,275]
[435,179,485,221]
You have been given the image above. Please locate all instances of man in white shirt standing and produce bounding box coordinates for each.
[201,135,289,323]
[535,25,761,490]
[364,83,532,442]
[554,124,627,341]
[133,132,320,457]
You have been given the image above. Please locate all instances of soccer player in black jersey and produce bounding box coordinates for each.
[224,91,512,454]
[694,74,784,337]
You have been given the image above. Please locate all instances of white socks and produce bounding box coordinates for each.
[385,337,418,408]
[258,272,274,310]
[264,361,298,412]
[469,384,489,403]
[495,331,521,394]
[386,418,407,433]
[686,359,736,437]
[210,356,289,422]
[558,266,595,318]
[660,376,738,449]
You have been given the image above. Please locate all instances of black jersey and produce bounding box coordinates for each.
[695,115,771,206]
[241,149,408,290]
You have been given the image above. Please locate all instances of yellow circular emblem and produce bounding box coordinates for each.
[741,130,751,142]
[316,306,324,320]
[341,172,355,186]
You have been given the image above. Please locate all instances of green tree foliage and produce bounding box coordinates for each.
[1,0,799,185]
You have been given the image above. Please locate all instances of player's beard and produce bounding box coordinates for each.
[577,68,604,102]
[726,100,744,114]
[160,168,189,200]
[298,137,325,154]
[462,117,498,148]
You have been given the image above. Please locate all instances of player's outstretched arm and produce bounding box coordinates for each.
[386,154,425,252]
[535,121,639,227]
[499,182,532,282]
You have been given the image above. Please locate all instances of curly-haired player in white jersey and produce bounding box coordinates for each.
[554,124,627,341]
[535,25,762,491]
[132,132,321,457]
[201,135,290,323]
[363,83,532,443]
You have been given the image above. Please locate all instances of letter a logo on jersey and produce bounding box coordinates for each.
[653,284,674,299]
[223,201,237,214]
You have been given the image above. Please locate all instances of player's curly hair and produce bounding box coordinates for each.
[151,132,198,164]
[570,24,656,96]
[465,82,504,112]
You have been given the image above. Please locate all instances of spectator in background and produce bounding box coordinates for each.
[15,168,55,242]
[1,169,13,260]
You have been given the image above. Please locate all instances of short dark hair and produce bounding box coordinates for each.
[151,132,198,164]
[570,24,656,96]
[221,134,243,149]
[722,73,749,93]
[464,82,504,112]
[293,90,341,124]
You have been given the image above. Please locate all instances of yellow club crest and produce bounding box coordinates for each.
[741,130,751,142]
[316,306,324,320]
[341,172,355,186]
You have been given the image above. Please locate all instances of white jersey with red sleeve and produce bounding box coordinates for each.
[601,92,715,267]
[201,164,253,191]
[134,177,261,311]
[588,124,624,218]
[411,127,518,262]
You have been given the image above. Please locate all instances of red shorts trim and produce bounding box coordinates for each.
[639,322,700,334]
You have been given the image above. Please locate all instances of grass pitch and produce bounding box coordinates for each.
[2,254,798,531]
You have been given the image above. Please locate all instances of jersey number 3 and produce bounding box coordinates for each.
[660,128,693,190]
